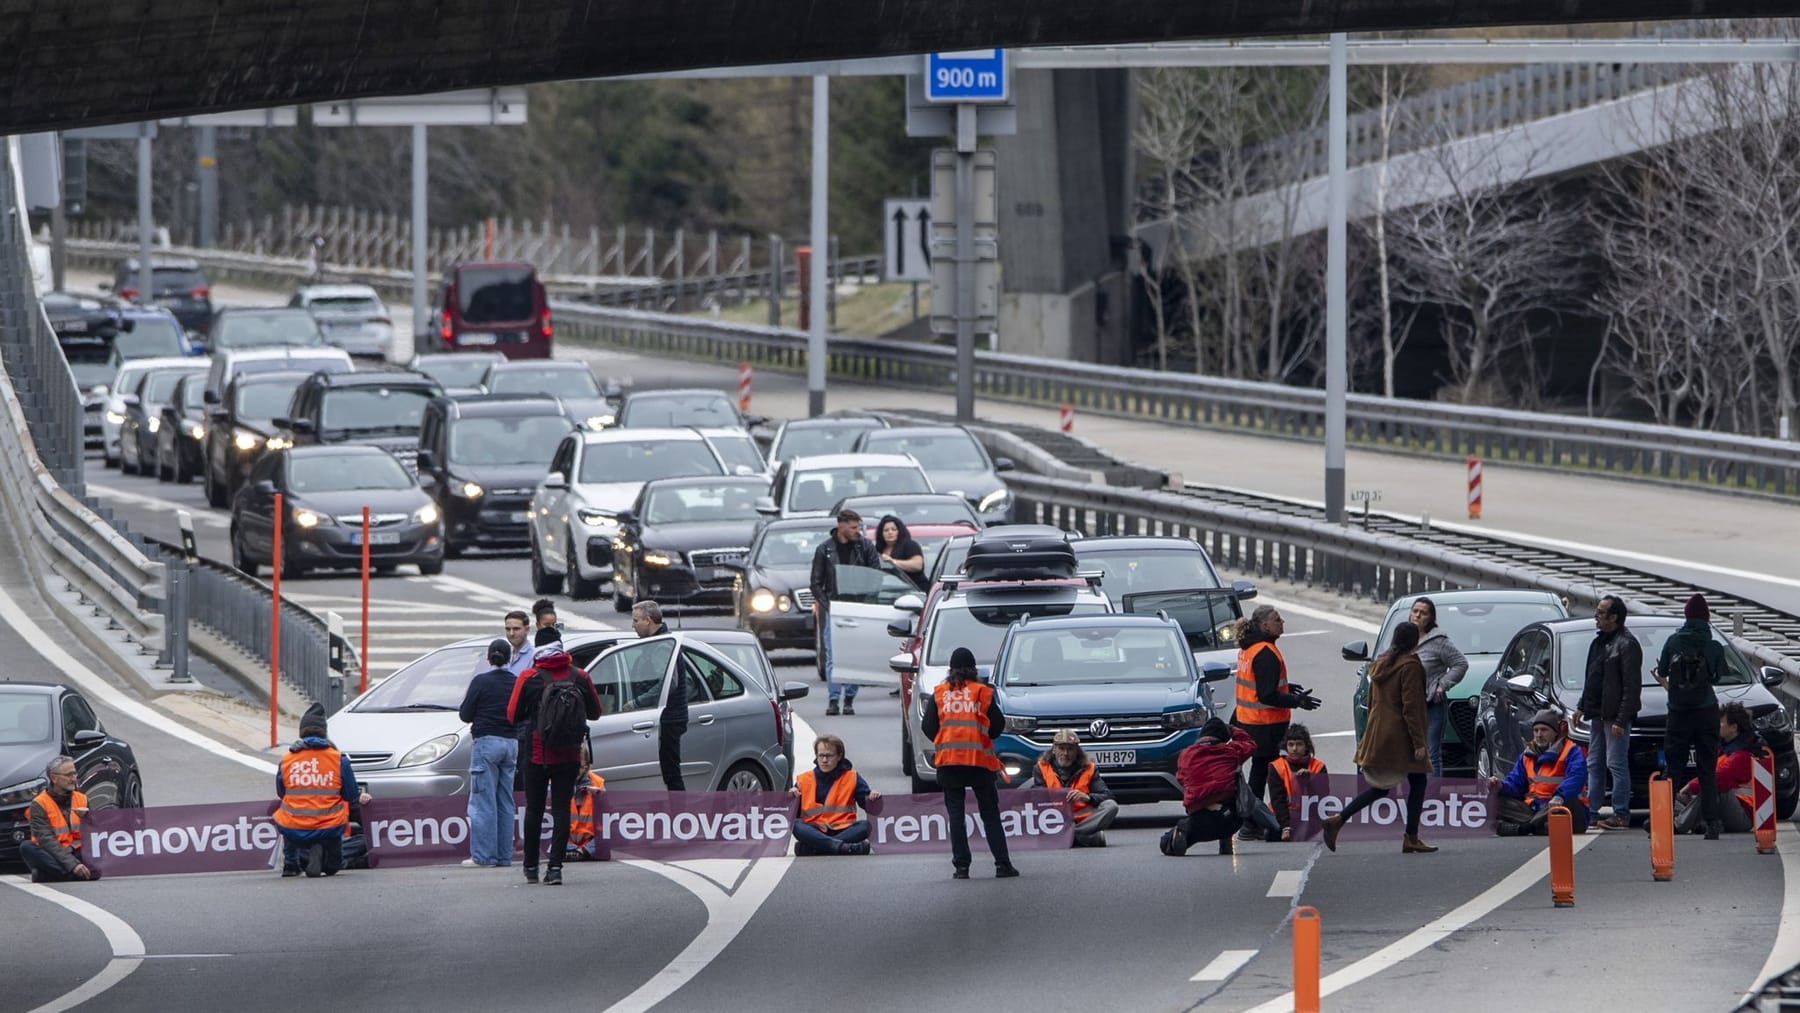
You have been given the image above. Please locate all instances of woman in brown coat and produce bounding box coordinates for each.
[1323,621,1436,854]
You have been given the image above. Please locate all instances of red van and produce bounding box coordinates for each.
[436,260,552,358]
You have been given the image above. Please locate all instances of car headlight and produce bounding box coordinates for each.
[105,411,127,425]
[643,550,676,567]
[188,423,206,441]
[414,503,440,525]
[1003,714,1036,734]
[0,776,48,808]
[397,733,459,768]
[293,508,328,529]
[459,481,483,499]
[1758,708,1793,734]
[584,414,615,431]
[1163,706,1206,729]
[978,488,1013,514]
[750,588,777,613]
[146,417,161,434]
[1003,763,1023,778]
[577,508,616,527]
[265,436,293,451]
[233,429,260,451]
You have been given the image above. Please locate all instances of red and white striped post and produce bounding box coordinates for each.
[1059,403,1074,435]
[1754,747,1778,855]
[737,361,752,414]
[1466,455,1483,520]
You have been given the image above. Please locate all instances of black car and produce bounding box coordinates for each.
[46,292,129,448]
[730,516,828,652]
[204,369,313,508]
[407,352,506,396]
[230,445,444,578]
[119,363,207,477]
[1475,615,1799,820]
[156,374,209,484]
[274,369,442,474]
[205,306,325,352]
[0,682,143,867]
[616,388,760,430]
[765,413,888,465]
[110,256,214,336]
[478,360,620,431]
[416,394,574,555]
[613,475,771,611]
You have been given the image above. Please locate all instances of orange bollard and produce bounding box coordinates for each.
[1293,906,1321,1013]
[1754,746,1779,855]
[1649,772,1675,881]
[1548,806,1575,907]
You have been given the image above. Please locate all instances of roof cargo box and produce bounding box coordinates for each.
[962,531,1076,582]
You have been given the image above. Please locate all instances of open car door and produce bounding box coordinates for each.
[828,563,921,688]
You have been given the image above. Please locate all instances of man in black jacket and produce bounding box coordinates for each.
[809,509,881,716]
[1656,594,1730,840]
[459,638,520,867]
[1574,594,1643,831]
[632,600,686,790]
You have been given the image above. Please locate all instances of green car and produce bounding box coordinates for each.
[1344,589,1568,773]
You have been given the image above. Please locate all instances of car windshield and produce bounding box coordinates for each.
[644,481,768,524]
[789,466,930,512]
[318,388,434,437]
[754,528,824,568]
[1002,627,1192,686]
[179,380,205,410]
[1119,588,1242,651]
[1076,547,1224,597]
[67,355,114,389]
[289,453,414,493]
[309,295,384,315]
[1381,599,1567,656]
[621,394,738,428]
[115,318,186,358]
[849,498,980,528]
[1556,624,1755,690]
[234,356,348,381]
[926,600,1111,666]
[706,435,765,475]
[112,365,153,400]
[234,378,304,424]
[142,369,202,404]
[414,358,499,389]
[774,421,881,461]
[579,440,723,484]
[0,692,53,744]
[356,644,487,710]
[448,415,571,466]
[863,432,987,471]
[457,267,536,324]
[213,313,323,349]
[831,564,918,605]
[487,367,600,399]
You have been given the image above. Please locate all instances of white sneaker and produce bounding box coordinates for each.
[460,859,481,867]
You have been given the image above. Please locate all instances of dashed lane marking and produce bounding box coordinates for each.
[1266,870,1304,898]
[1190,950,1259,983]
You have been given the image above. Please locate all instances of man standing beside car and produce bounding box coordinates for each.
[632,601,686,791]
[810,508,881,716]
[1574,594,1642,831]
[1656,594,1728,840]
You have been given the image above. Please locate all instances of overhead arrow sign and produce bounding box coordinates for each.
[883,198,932,283]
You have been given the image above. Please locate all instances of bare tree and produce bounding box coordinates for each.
[1355,62,1428,398]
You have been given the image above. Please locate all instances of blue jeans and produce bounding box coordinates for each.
[468,735,519,865]
[793,819,871,856]
[821,613,857,703]
[1587,720,1631,819]
[1426,701,1448,777]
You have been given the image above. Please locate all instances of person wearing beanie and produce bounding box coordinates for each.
[507,631,601,885]
[1163,713,1256,856]
[1655,592,1729,839]
[459,638,523,868]
[1489,709,1588,837]
[1573,594,1643,831]
[274,702,361,878]
[1015,728,1119,847]
[921,645,1017,878]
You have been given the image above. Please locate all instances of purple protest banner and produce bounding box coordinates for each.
[589,790,796,860]
[862,789,1072,854]
[85,800,286,876]
[1291,775,1498,843]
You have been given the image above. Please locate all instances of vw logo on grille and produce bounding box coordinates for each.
[1088,719,1110,739]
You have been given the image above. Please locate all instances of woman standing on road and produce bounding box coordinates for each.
[922,647,1018,880]
[1411,598,1469,777]
[1324,621,1435,854]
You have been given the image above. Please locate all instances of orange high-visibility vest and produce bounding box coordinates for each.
[1272,756,1326,813]
[796,769,860,831]
[274,746,349,832]
[932,680,1001,771]
[1522,739,1586,806]
[1036,759,1096,821]
[29,790,87,850]
[570,770,606,844]
[1235,642,1290,726]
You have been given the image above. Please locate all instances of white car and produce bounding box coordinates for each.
[529,428,739,599]
[756,452,933,520]
[290,284,396,361]
[102,356,197,467]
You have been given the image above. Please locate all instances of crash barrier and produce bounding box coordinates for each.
[1289,777,1498,842]
[79,789,1072,876]
[0,140,165,649]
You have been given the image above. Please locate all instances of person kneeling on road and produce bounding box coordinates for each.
[275,703,362,878]
[791,733,880,856]
[1162,718,1256,856]
[1674,701,1761,836]
[1489,709,1588,836]
[1016,729,1118,847]
[566,743,610,862]
[1267,724,1328,843]
[22,755,99,883]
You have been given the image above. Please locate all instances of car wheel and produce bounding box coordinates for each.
[120,441,138,476]
[720,762,770,792]
[205,465,227,508]
[375,564,398,576]
[566,542,601,600]
[613,574,634,613]
[231,528,258,578]
[173,448,189,484]
[123,772,144,809]
[530,542,562,596]
[418,554,445,576]
[901,726,915,777]
[157,447,171,482]
[1476,734,1498,781]
[104,447,118,469]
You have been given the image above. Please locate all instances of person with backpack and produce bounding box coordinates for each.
[1655,594,1729,840]
[1675,701,1762,835]
[507,634,602,885]
[1573,594,1643,831]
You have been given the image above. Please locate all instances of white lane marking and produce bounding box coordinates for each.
[1241,833,1599,1012]
[1256,594,1380,635]
[0,579,275,775]
[605,855,793,1013]
[1191,949,1259,982]
[1312,730,1357,739]
[137,953,233,959]
[1267,870,1304,898]
[86,482,223,520]
[6,878,146,1013]
[1744,834,1800,1004]
[791,713,816,779]
[1278,630,1333,638]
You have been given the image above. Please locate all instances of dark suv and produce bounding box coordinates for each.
[204,369,314,508]
[416,394,574,555]
[110,256,213,336]
[274,370,443,475]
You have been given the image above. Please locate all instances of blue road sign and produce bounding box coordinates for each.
[925,50,1008,103]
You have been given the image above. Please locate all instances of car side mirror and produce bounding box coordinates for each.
[97,281,113,292]
[253,479,278,495]
[89,384,109,397]
[1232,579,1258,601]
[754,496,778,516]
[887,618,913,638]
[203,390,221,404]
[415,449,437,471]
[541,473,568,491]
[993,457,1016,472]
[616,509,637,527]
[68,728,107,750]
[1505,673,1538,695]
[889,652,918,675]
[209,408,231,422]
[290,419,315,435]
[894,592,925,614]
[1341,640,1369,662]
[778,681,810,702]
[744,414,768,429]
[272,417,292,430]
[120,393,140,408]
[1761,666,1788,689]
[1200,661,1234,683]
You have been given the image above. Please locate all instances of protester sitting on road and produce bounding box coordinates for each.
[790,733,880,856]
[21,755,98,883]
[1323,621,1435,854]
[1489,709,1589,836]
[567,742,608,861]
[1675,701,1760,835]
[1162,717,1257,856]
[1267,723,1327,843]
[275,702,361,878]
[1016,728,1119,848]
